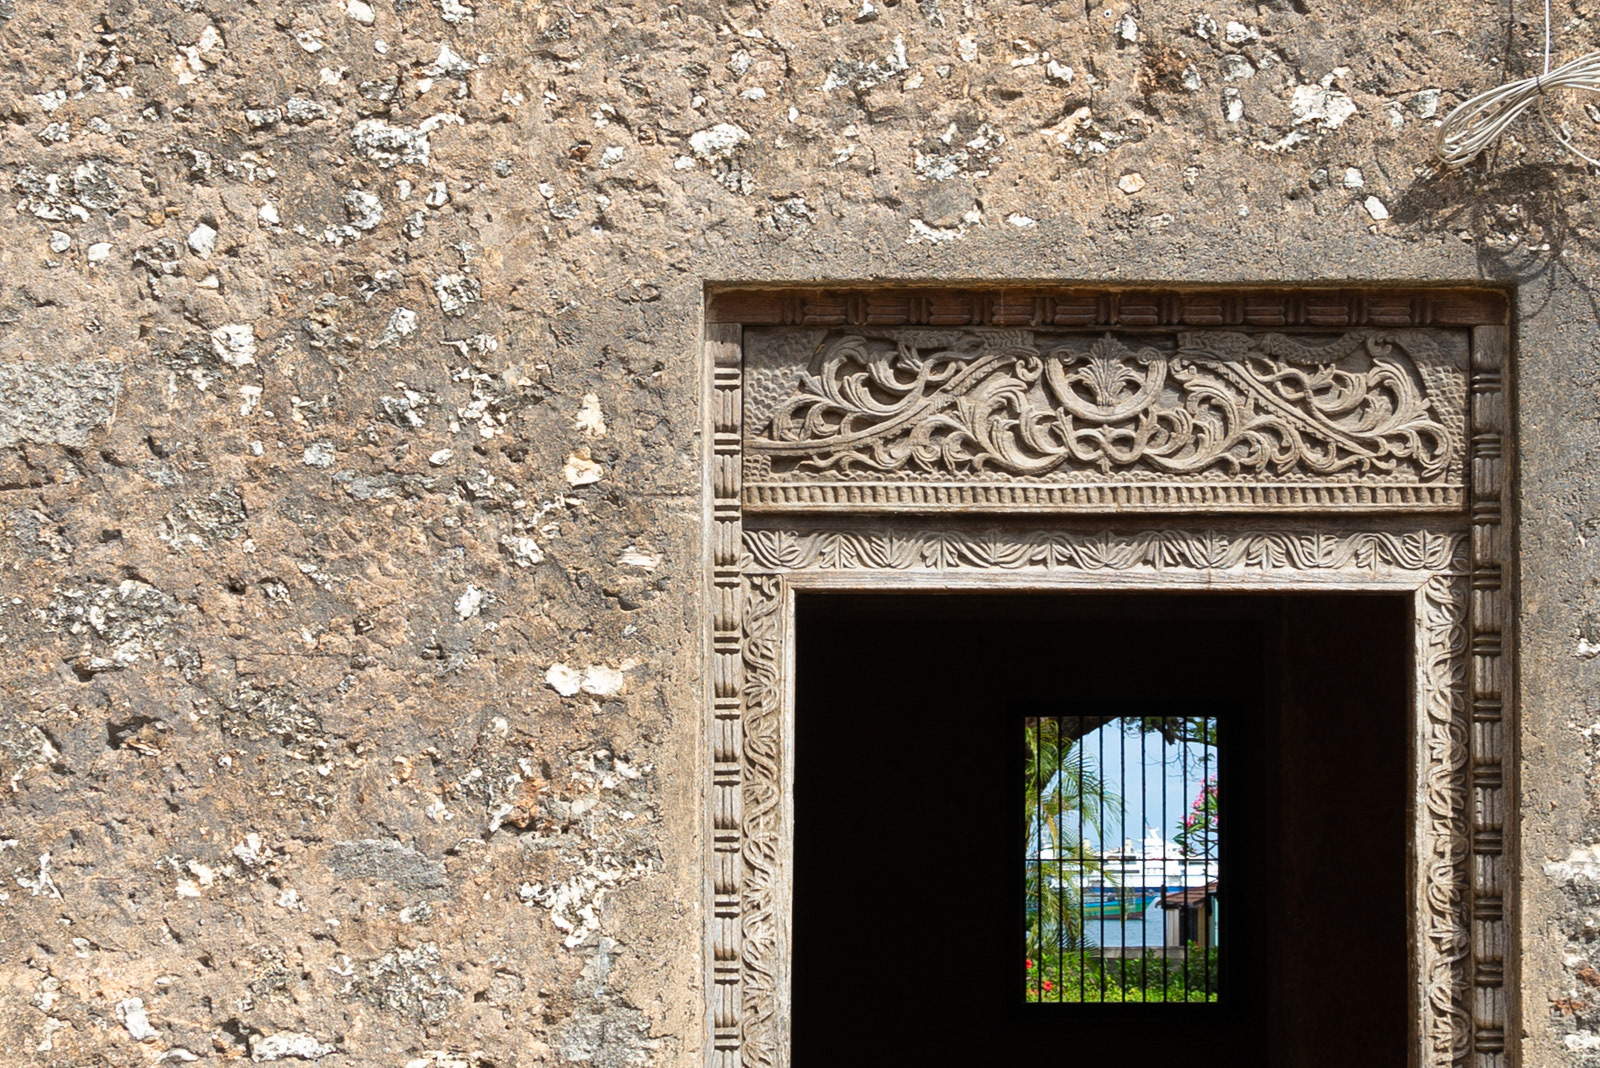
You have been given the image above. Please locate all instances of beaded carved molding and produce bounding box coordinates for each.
[703,289,1513,1068]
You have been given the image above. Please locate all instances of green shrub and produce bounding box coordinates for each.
[1025,945,1219,1003]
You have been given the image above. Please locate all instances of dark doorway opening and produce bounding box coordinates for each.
[792,592,1410,1067]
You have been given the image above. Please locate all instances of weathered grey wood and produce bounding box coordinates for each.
[702,323,743,1068]
[742,327,1470,515]
[1471,323,1513,1068]
[705,304,1514,1068]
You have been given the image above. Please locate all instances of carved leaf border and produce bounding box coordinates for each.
[736,528,1471,1068]
[743,527,1463,575]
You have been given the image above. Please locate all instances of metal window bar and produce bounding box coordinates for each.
[1204,730,1212,1000]
[1177,722,1190,1004]
[1024,715,1220,1004]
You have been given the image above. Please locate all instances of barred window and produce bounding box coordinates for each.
[1023,712,1220,1005]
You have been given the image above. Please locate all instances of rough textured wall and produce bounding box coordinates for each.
[1,0,1600,1063]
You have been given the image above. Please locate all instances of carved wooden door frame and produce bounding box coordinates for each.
[700,289,1514,1068]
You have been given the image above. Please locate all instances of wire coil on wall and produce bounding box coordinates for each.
[1435,0,1600,167]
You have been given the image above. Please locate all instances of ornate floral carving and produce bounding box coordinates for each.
[743,527,1464,575]
[740,575,782,1068]
[743,329,1467,513]
[1419,571,1473,1062]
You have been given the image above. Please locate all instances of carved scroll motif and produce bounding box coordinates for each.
[739,575,782,1068]
[742,330,1468,512]
[1420,571,1473,1064]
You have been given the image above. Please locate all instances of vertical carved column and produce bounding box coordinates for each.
[706,324,744,1068]
[1420,569,1472,1067]
[740,575,783,1068]
[1469,324,1511,1067]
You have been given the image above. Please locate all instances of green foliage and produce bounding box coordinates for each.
[1024,721,1114,951]
[1119,715,1217,748]
[1025,946,1220,1003]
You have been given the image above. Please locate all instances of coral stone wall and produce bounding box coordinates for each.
[1,0,1600,1063]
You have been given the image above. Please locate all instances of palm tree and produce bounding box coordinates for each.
[1024,719,1114,957]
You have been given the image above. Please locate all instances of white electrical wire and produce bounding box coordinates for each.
[1435,0,1600,167]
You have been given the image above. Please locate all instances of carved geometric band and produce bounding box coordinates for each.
[710,288,1508,328]
[743,481,1465,513]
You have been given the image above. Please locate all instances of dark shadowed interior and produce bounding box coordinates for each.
[792,592,1409,1066]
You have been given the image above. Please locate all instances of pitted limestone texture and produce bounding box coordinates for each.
[325,839,450,894]
[0,0,1589,1063]
[0,360,121,448]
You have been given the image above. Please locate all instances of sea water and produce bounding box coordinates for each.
[1083,905,1167,948]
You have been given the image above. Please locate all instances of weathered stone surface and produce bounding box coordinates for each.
[0,361,120,447]
[0,0,1596,1063]
[324,839,449,893]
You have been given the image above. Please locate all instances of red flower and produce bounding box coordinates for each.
[1042,979,1054,992]
[1025,958,1034,970]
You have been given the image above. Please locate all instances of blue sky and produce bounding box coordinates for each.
[1065,721,1215,854]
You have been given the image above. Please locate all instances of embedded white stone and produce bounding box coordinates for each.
[210,324,257,368]
[117,998,157,1041]
[574,393,607,438]
[454,585,485,620]
[579,665,625,697]
[302,442,335,467]
[1224,21,1259,44]
[501,535,544,567]
[251,1032,336,1062]
[563,453,602,486]
[187,222,217,258]
[1223,88,1244,123]
[545,663,582,696]
[344,189,383,230]
[375,308,417,346]
[689,123,749,162]
[1290,80,1358,130]
[617,547,660,571]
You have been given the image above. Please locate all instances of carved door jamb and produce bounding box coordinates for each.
[701,293,1514,1068]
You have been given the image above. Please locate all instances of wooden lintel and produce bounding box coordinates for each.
[706,286,1509,329]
